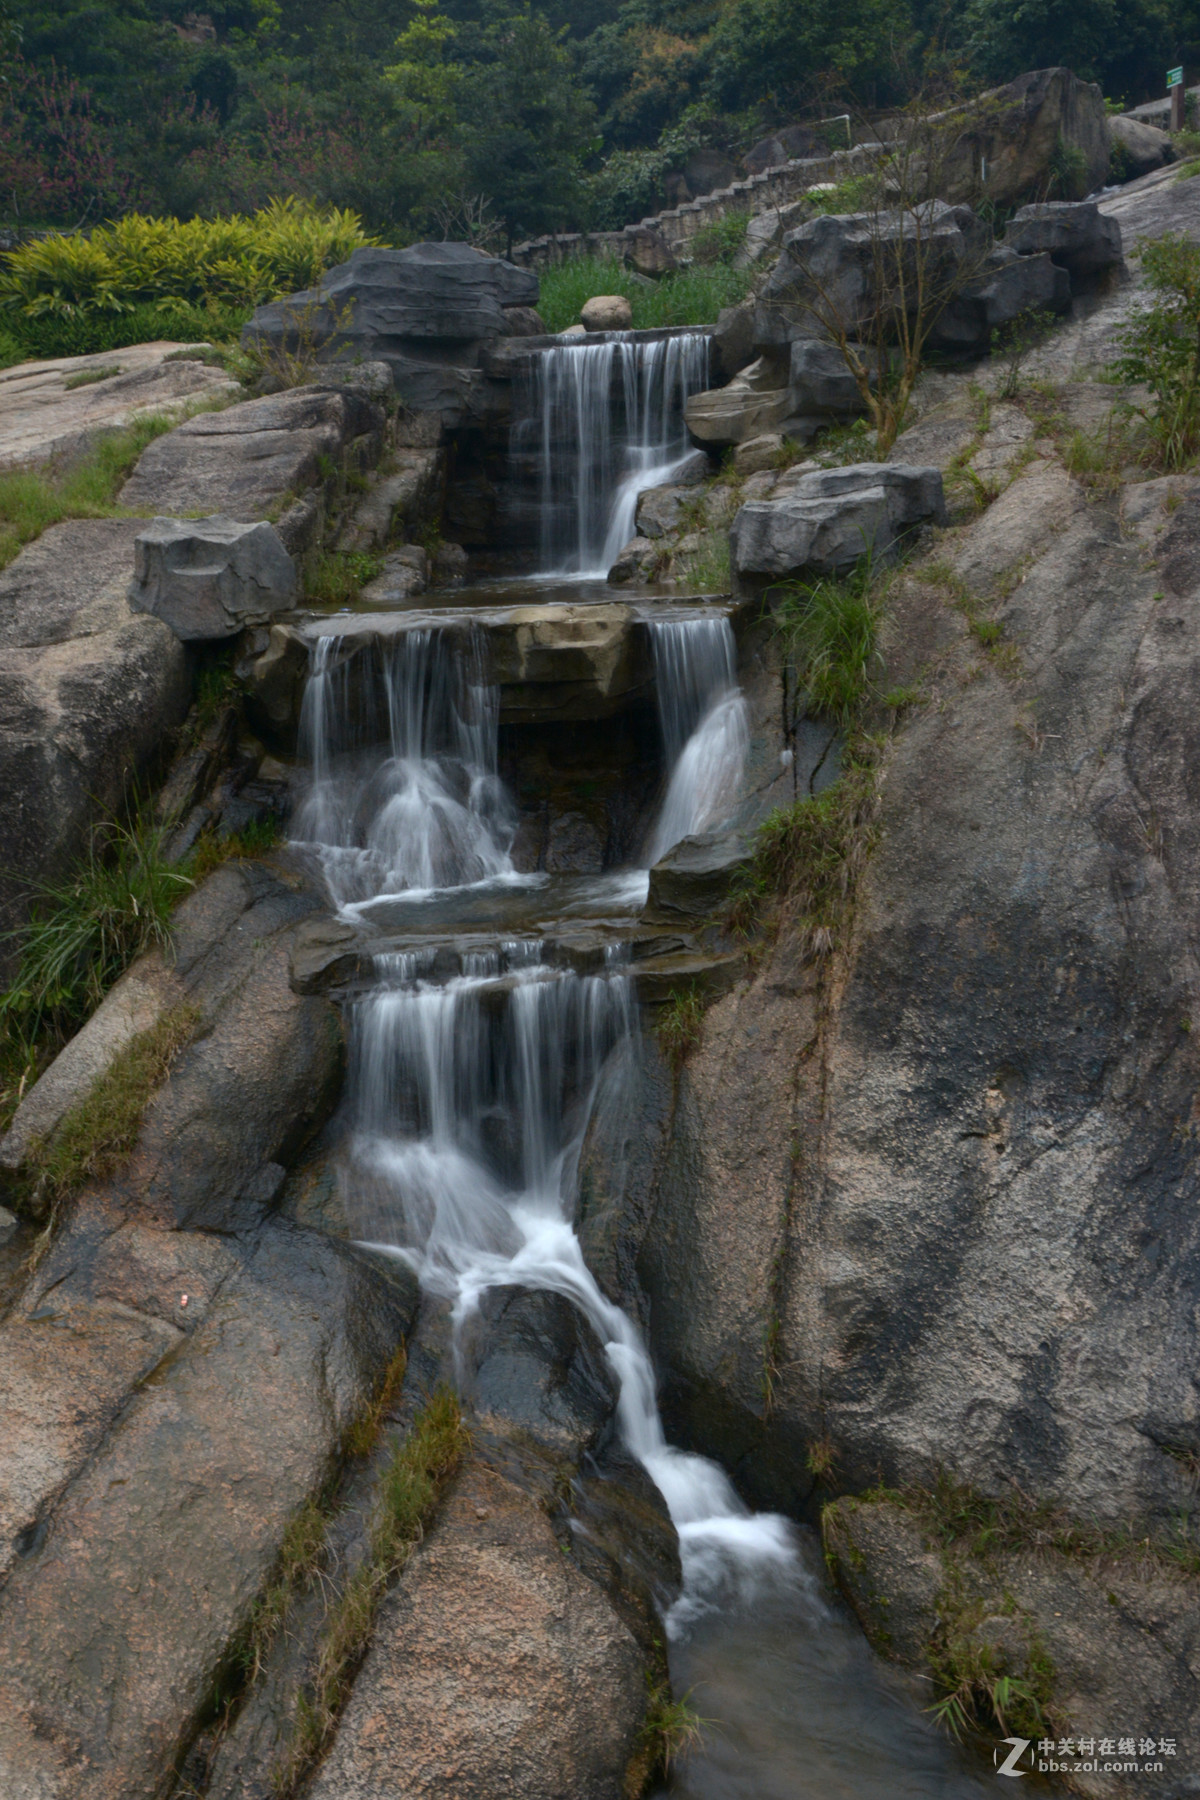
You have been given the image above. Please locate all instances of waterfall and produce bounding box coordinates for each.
[290,614,795,1625]
[292,628,514,909]
[511,331,711,578]
[646,616,749,865]
[346,951,798,1622]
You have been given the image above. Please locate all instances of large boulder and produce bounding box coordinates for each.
[242,243,538,427]
[305,1454,647,1800]
[128,515,297,640]
[939,67,1111,210]
[1109,112,1175,179]
[1003,199,1124,280]
[789,338,870,416]
[758,201,987,347]
[731,462,945,584]
[931,245,1071,353]
[0,518,190,981]
[582,294,634,332]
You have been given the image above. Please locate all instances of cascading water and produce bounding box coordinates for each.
[292,627,514,909]
[511,331,711,577]
[646,616,750,865]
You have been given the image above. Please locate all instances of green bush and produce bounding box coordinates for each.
[7,300,252,361]
[537,253,753,333]
[1117,232,1200,469]
[0,198,374,324]
[776,560,882,727]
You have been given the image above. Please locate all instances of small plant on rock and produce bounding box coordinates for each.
[656,985,706,1068]
[1117,234,1200,469]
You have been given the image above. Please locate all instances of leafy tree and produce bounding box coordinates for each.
[457,8,596,250]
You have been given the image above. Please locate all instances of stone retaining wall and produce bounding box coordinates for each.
[511,146,876,270]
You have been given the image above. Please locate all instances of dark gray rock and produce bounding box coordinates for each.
[468,1286,618,1458]
[745,134,787,175]
[128,515,297,640]
[760,201,987,346]
[646,827,754,920]
[1003,199,1124,280]
[241,244,538,426]
[713,301,758,379]
[789,338,870,415]
[931,246,1071,352]
[731,462,945,583]
[1110,113,1175,179]
[245,242,537,349]
[0,519,190,980]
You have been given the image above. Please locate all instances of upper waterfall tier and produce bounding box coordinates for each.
[508,330,711,579]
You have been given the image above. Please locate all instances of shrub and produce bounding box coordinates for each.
[688,209,749,265]
[0,197,374,323]
[9,300,252,360]
[1117,233,1200,469]
[537,252,752,332]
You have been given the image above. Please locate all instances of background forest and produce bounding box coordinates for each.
[3,0,1199,250]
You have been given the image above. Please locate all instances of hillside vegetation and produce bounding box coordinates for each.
[2,0,1198,251]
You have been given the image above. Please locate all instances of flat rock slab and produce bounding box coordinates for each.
[0,1219,412,1800]
[307,1457,645,1800]
[0,518,190,972]
[0,342,236,471]
[118,385,384,527]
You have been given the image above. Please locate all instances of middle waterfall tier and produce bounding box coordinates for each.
[508,330,711,578]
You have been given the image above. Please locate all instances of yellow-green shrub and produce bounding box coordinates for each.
[0,198,375,320]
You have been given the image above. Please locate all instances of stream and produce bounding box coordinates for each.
[290,330,1005,1797]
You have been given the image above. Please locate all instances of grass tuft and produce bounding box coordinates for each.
[775,558,882,729]
[673,526,731,593]
[305,546,385,607]
[1,811,193,1046]
[0,404,220,569]
[637,1683,708,1779]
[656,985,706,1069]
[17,1001,199,1239]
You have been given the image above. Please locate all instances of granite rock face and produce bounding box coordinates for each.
[128,515,297,640]
[118,385,385,546]
[305,1456,647,1800]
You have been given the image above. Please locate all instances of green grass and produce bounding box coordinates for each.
[725,735,881,948]
[188,814,284,882]
[26,1002,199,1219]
[656,985,706,1068]
[674,525,731,593]
[0,404,216,568]
[62,364,123,390]
[537,254,753,334]
[2,299,252,363]
[638,1686,707,1778]
[775,559,882,729]
[305,546,385,606]
[688,209,750,264]
[1,811,193,1047]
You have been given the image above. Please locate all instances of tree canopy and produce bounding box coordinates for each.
[2,0,1199,240]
